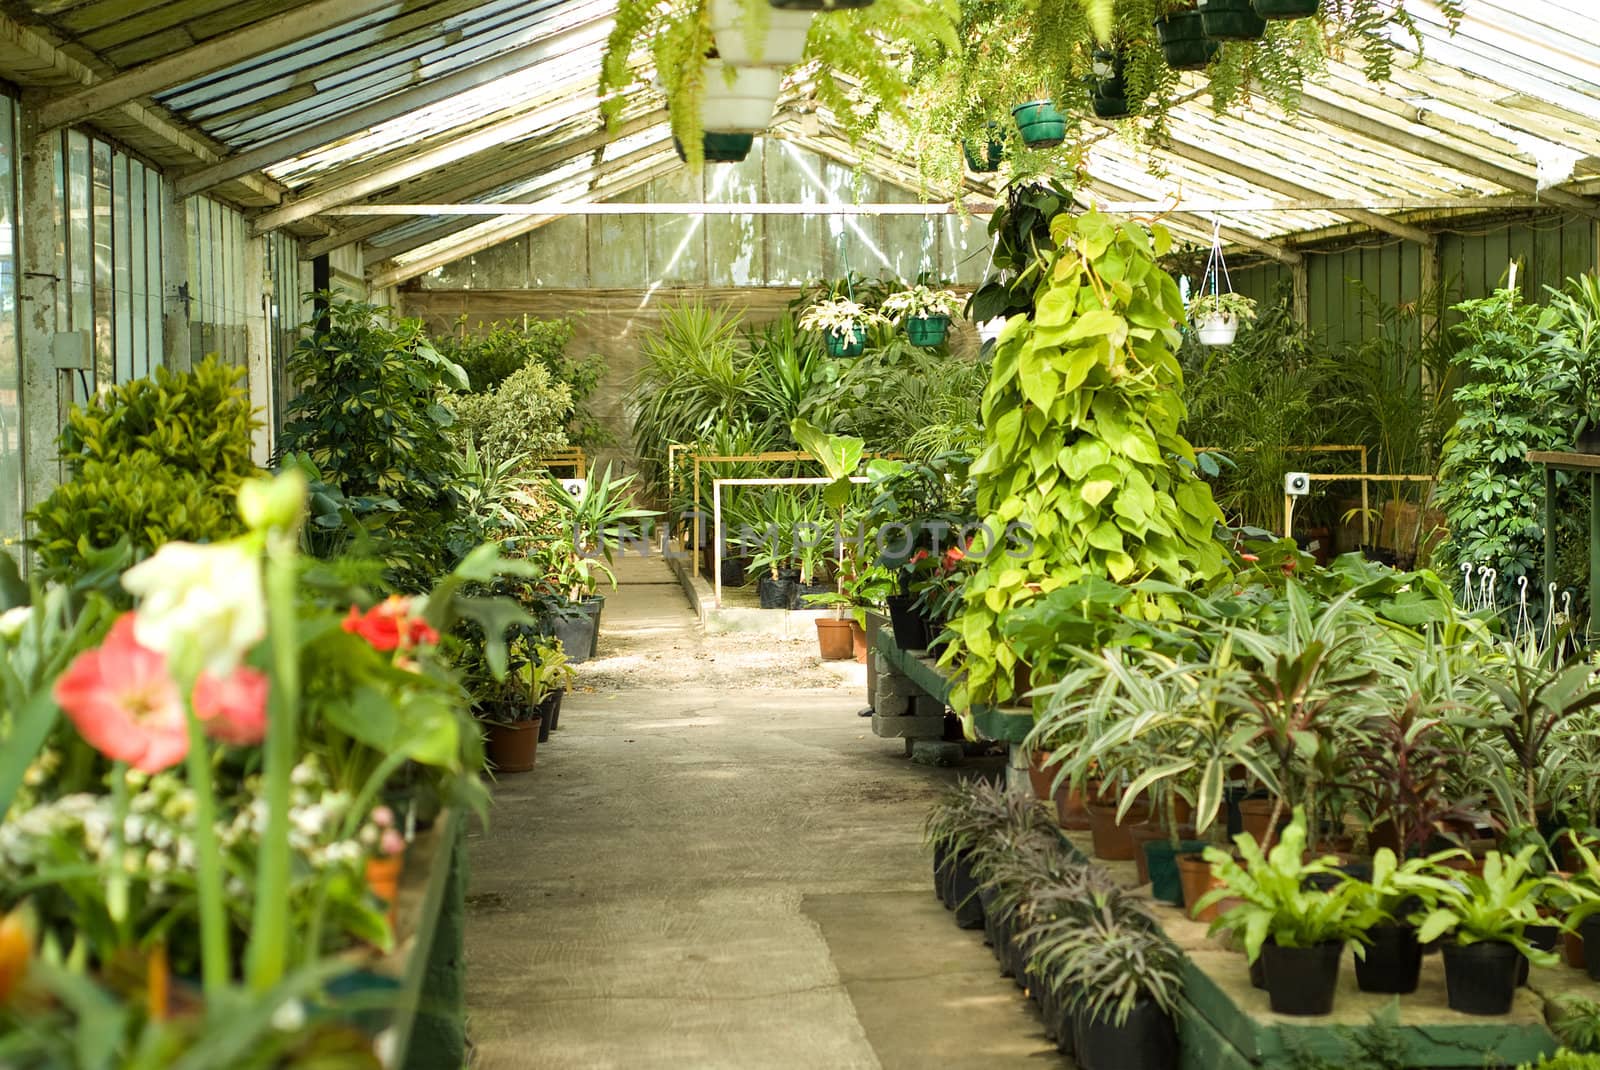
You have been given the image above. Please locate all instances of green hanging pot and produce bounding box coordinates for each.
[1011,100,1067,148]
[1252,0,1318,16]
[963,135,1004,173]
[825,326,867,357]
[905,315,951,348]
[1198,0,1267,41]
[1154,11,1220,70]
[673,133,755,164]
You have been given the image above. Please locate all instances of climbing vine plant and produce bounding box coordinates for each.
[941,211,1230,713]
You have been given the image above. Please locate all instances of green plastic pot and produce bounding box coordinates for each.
[905,315,951,347]
[963,138,1004,173]
[1092,95,1130,119]
[673,133,755,164]
[1011,100,1068,148]
[1154,11,1220,70]
[1252,0,1318,16]
[825,326,866,357]
[1199,0,1267,40]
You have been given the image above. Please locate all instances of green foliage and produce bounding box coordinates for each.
[969,177,1076,324]
[448,363,572,468]
[438,316,608,445]
[1435,287,1575,600]
[280,297,468,587]
[1549,994,1600,1055]
[1198,808,1365,962]
[1518,1054,1600,1070]
[28,357,260,582]
[941,212,1229,711]
[1414,846,1557,960]
[1180,292,1348,531]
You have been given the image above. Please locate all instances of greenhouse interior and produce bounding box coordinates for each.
[5,0,1600,1067]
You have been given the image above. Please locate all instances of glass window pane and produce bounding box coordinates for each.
[92,139,112,388]
[0,97,20,555]
[113,153,132,384]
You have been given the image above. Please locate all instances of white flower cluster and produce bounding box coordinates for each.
[0,757,389,904]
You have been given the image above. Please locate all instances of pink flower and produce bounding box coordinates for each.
[380,829,406,858]
[192,667,269,747]
[53,615,189,773]
[342,597,439,653]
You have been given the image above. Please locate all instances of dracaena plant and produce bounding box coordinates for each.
[940,211,1230,714]
[1195,807,1365,964]
[1414,846,1559,962]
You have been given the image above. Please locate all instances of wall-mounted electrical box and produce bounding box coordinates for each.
[52,331,92,371]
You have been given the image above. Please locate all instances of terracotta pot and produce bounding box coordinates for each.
[850,620,868,663]
[816,618,854,660]
[365,853,404,931]
[1567,928,1589,970]
[1177,853,1224,921]
[486,717,541,773]
[1238,798,1283,847]
[1054,782,1092,831]
[1026,751,1056,802]
[1087,799,1152,861]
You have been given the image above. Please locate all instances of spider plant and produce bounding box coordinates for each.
[1026,885,1183,1027]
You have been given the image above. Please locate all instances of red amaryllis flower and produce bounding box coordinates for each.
[192,666,269,746]
[53,615,189,773]
[342,596,439,652]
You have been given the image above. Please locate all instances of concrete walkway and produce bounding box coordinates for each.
[463,557,1058,1069]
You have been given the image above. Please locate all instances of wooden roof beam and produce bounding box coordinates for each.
[37,0,404,132]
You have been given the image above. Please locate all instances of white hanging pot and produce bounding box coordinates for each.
[701,61,782,133]
[709,0,814,67]
[1195,311,1239,346]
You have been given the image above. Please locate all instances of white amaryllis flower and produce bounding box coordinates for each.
[121,541,265,677]
[0,605,30,639]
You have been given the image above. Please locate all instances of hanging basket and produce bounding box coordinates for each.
[1199,0,1267,40]
[825,326,867,357]
[1089,49,1130,119]
[709,0,814,66]
[674,133,756,164]
[1252,0,1319,16]
[1011,100,1067,148]
[1195,311,1239,346]
[1154,11,1219,70]
[963,136,1004,173]
[906,315,951,348]
[701,61,782,133]
[768,0,873,9]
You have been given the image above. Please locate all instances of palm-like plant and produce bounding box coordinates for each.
[547,464,658,562]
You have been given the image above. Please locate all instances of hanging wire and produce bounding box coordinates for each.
[1200,220,1235,300]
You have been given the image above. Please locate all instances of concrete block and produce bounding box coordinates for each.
[910,740,964,767]
[914,695,947,718]
[875,692,911,718]
[876,674,920,701]
[872,713,947,740]
[874,652,900,678]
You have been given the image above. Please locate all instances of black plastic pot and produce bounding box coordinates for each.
[673,133,756,164]
[1261,940,1342,1015]
[992,911,1015,977]
[578,596,604,658]
[950,850,985,930]
[1355,924,1421,994]
[1154,10,1219,70]
[933,842,954,907]
[1077,1000,1178,1070]
[1442,941,1520,1015]
[1252,0,1318,16]
[1090,49,1131,119]
[757,574,795,610]
[536,692,556,743]
[545,689,564,732]
[1145,839,1209,906]
[1199,0,1267,39]
[1519,924,1560,986]
[790,580,834,610]
[885,594,931,651]
[1576,425,1600,455]
[547,610,594,666]
[1249,954,1266,990]
[1582,915,1600,981]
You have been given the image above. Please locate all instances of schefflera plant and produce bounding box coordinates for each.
[943,211,1229,713]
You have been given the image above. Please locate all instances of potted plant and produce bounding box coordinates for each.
[525,639,576,737]
[479,662,541,773]
[1345,847,1457,994]
[801,592,856,660]
[1552,836,1600,981]
[674,132,756,163]
[1196,809,1364,1016]
[1415,846,1559,1015]
[1153,4,1219,70]
[925,778,1012,930]
[963,125,1005,173]
[1088,48,1130,119]
[798,297,882,357]
[701,59,783,132]
[1011,97,1068,148]
[881,285,965,347]
[1189,291,1257,346]
[1252,0,1318,17]
[1197,0,1266,40]
[1028,895,1182,1070]
[708,0,815,66]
